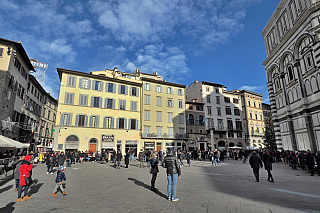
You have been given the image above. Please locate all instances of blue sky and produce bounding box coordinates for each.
[0,0,280,103]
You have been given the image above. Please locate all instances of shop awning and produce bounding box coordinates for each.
[0,135,30,149]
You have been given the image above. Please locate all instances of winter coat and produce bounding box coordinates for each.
[19,156,33,186]
[139,151,144,161]
[249,155,263,169]
[125,153,130,165]
[306,155,315,170]
[162,155,181,176]
[150,159,159,174]
[262,153,273,171]
[55,170,66,183]
[116,153,122,161]
[12,160,22,180]
[46,156,55,166]
[57,154,66,165]
[289,154,297,165]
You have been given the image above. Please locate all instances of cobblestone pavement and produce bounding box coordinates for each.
[0,158,320,213]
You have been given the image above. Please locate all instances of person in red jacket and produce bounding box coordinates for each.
[17,155,33,202]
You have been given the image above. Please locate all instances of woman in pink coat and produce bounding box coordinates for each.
[17,155,33,202]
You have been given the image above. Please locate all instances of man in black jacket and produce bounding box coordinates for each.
[249,151,263,182]
[57,152,66,170]
[162,148,181,201]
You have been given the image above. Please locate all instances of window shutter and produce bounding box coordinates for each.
[116,118,119,129]
[95,115,100,128]
[125,86,128,95]
[72,76,76,87]
[137,88,140,97]
[112,99,116,109]
[103,117,106,128]
[70,93,74,105]
[79,95,83,106]
[167,87,169,94]
[124,100,126,110]
[67,113,72,126]
[89,116,93,127]
[100,82,104,91]
[160,86,163,93]
[182,101,185,109]
[144,83,146,90]
[182,89,184,96]
[87,80,91,89]
[79,78,83,88]
[91,96,94,107]
[75,114,79,127]
[113,84,116,93]
[167,99,169,107]
[130,87,132,96]
[131,101,133,111]
[92,80,96,90]
[111,117,114,129]
[172,101,174,108]
[105,83,109,92]
[118,85,121,94]
[60,114,64,126]
[84,95,88,106]
[136,119,139,130]
[67,76,71,86]
[99,97,102,108]
[104,98,107,108]
[124,118,127,129]
[84,115,88,127]
[171,88,174,94]
[128,119,131,129]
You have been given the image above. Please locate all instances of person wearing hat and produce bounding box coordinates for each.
[162,148,181,202]
[17,155,33,202]
[52,166,67,196]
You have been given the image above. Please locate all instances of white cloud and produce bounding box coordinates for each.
[238,85,264,91]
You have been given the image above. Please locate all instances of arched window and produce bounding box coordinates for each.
[288,66,294,81]
[299,37,314,73]
[189,114,194,124]
[198,115,204,124]
[283,54,294,83]
[66,135,79,142]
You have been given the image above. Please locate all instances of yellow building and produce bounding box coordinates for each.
[53,68,141,154]
[239,90,265,149]
[140,72,187,151]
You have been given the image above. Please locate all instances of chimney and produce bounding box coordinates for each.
[194,80,198,83]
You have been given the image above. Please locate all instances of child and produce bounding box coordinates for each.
[52,166,67,196]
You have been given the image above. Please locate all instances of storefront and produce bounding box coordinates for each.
[144,142,155,150]
[101,135,115,151]
[89,138,98,152]
[188,140,197,151]
[65,135,79,151]
[125,140,138,156]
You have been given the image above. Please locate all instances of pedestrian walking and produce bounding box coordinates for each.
[12,155,24,192]
[261,150,274,182]
[162,148,181,201]
[116,150,122,169]
[306,151,315,176]
[52,166,67,196]
[186,151,191,167]
[179,151,184,166]
[46,153,55,175]
[150,154,159,191]
[17,155,33,202]
[139,149,145,168]
[57,152,66,170]
[249,151,263,182]
[125,150,130,168]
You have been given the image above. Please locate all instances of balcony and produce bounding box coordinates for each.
[141,133,189,139]
[207,126,227,132]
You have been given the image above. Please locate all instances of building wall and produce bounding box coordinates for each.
[263,0,320,151]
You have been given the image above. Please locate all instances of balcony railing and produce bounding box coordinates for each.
[141,133,189,139]
[206,126,226,131]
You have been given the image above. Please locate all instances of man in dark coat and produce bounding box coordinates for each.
[124,150,130,168]
[116,150,122,169]
[306,151,315,176]
[261,150,274,182]
[57,152,66,170]
[46,153,55,175]
[150,152,159,191]
[249,151,263,182]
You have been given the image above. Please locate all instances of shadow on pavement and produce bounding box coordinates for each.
[0,184,13,194]
[128,177,167,199]
[0,202,15,213]
[28,179,44,196]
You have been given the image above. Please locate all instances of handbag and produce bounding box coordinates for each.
[24,175,33,186]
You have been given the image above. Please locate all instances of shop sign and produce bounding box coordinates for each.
[65,141,78,144]
[102,135,114,142]
[188,140,196,146]
[144,142,154,148]
[126,141,137,145]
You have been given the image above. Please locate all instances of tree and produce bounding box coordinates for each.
[263,114,276,150]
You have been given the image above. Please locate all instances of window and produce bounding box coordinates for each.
[107,83,116,93]
[207,106,212,115]
[145,126,150,135]
[79,94,88,106]
[189,105,193,110]
[255,112,258,120]
[104,117,112,129]
[131,101,137,111]
[60,113,72,126]
[228,132,234,138]
[237,132,242,138]
[236,121,242,130]
[250,112,253,119]
[188,114,194,124]
[196,106,203,111]
[167,87,174,94]
[65,93,74,105]
[207,95,211,103]
[67,75,76,87]
[144,83,151,91]
[215,88,219,93]
[168,128,174,138]
[157,112,162,122]
[130,119,137,129]
[145,111,150,121]
[157,127,162,137]
[145,95,150,105]
[248,100,251,106]
[198,115,204,124]
[254,102,256,108]
[168,113,173,122]
[226,107,231,115]
[216,96,220,104]
[260,113,263,120]
[119,118,125,129]
[90,116,99,128]
[179,114,184,124]
[93,97,100,107]
[177,100,184,108]
[78,115,85,127]
[218,119,224,130]
[206,87,210,92]
[119,100,126,110]
[227,120,233,130]
[179,128,185,135]
[63,114,68,126]
[177,89,183,96]
[233,98,239,104]
[156,97,162,106]
[234,108,240,116]
[0,47,3,57]
[156,85,162,93]
[106,99,114,109]
[130,87,139,96]
[224,97,230,103]
[94,81,102,91]
[259,103,261,109]
[167,99,174,107]
[120,85,127,94]
[79,78,90,89]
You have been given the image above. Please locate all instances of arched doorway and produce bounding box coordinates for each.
[65,135,79,151]
[89,138,98,152]
[237,142,242,147]
[218,141,225,150]
[229,142,234,147]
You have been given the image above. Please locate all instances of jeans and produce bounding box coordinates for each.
[15,179,20,189]
[47,166,53,173]
[253,168,260,181]
[151,173,157,189]
[18,185,28,198]
[58,164,64,170]
[167,173,178,198]
[66,159,71,167]
[180,160,183,166]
